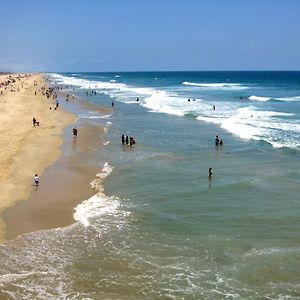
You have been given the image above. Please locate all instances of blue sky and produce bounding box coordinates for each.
[0,0,300,72]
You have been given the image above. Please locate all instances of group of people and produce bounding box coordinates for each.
[121,134,136,146]
[86,90,97,97]
[0,74,32,94]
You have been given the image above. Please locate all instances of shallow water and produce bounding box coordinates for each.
[1,72,300,299]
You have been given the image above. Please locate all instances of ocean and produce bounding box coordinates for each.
[1,71,300,299]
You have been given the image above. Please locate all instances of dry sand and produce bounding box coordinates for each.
[0,74,75,242]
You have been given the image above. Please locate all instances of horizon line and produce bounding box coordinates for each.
[2,70,300,74]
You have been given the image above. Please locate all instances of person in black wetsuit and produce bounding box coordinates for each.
[208,168,213,178]
[215,135,220,146]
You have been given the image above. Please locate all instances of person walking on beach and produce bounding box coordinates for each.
[73,126,78,137]
[33,117,37,126]
[34,174,39,186]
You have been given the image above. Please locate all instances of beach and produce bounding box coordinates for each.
[0,73,75,242]
[0,71,299,299]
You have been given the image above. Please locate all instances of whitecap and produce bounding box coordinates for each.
[249,95,271,101]
[182,81,248,90]
[73,163,122,227]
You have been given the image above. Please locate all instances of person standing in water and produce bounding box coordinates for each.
[208,168,213,178]
[73,126,78,137]
[215,135,220,146]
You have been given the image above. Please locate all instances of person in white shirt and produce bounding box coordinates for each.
[34,174,39,186]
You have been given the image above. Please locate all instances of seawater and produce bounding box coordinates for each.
[1,72,300,299]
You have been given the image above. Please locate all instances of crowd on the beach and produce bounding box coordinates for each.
[0,74,33,94]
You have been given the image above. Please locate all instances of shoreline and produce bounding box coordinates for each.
[2,76,111,241]
[0,73,76,242]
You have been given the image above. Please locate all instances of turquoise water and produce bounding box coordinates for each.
[1,72,300,299]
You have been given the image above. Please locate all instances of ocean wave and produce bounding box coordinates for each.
[249,95,272,102]
[182,81,248,90]
[274,96,300,102]
[89,114,112,119]
[73,162,126,227]
[197,105,300,148]
[49,73,154,101]
[49,73,128,91]
[245,246,300,257]
[73,193,120,227]
[248,95,300,102]
[49,73,300,150]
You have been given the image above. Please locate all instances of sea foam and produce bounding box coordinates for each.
[50,73,300,149]
[73,163,123,227]
[249,95,271,102]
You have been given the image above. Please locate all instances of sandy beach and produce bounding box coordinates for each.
[0,73,75,242]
